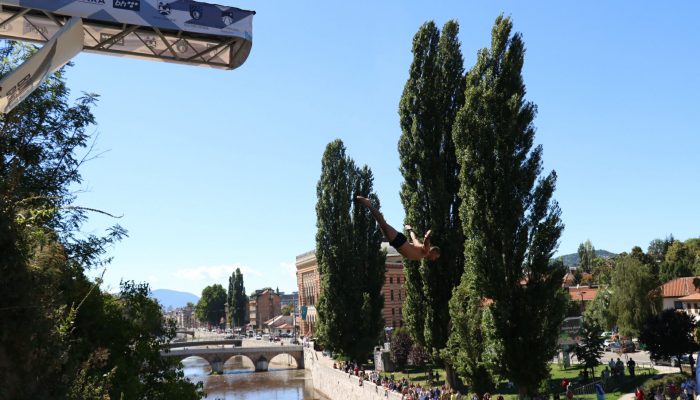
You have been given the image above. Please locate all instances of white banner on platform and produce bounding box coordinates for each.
[0,16,83,113]
[1,0,254,40]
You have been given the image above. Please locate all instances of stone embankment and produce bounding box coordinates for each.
[304,347,403,400]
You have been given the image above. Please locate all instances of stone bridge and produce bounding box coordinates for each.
[161,343,304,374]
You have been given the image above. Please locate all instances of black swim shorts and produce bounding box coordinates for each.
[389,232,407,249]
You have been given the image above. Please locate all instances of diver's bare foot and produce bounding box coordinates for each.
[355,196,371,207]
[404,225,413,231]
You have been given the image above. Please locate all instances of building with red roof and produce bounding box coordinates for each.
[567,286,598,312]
[660,276,700,318]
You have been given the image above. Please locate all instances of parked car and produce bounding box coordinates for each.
[603,339,614,351]
[652,355,690,367]
[224,334,235,339]
[607,341,622,352]
[255,335,262,340]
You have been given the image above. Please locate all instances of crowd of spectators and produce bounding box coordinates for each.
[332,361,502,400]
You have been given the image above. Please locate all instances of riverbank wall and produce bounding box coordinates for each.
[304,347,403,400]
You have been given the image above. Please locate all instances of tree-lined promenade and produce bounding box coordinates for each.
[311,14,700,400]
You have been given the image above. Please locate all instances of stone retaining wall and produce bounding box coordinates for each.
[304,347,403,400]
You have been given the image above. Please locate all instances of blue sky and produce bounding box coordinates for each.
[64,1,700,297]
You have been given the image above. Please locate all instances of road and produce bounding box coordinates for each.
[179,329,298,348]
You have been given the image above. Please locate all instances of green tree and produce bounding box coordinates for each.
[578,240,596,273]
[583,289,615,331]
[398,19,466,386]
[648,235,674,264]
[659,240,700,283]
[281,304,293,316]
[447,16,568,397]
[0,41,200,399]
[390,327,414,371]
[227,268,247,327]
[315,139,385,361]
[573,319,605,379]
[196,284,227,327]
[640,309,699,374]
[445,292,498,395]
[609,255,661,337]
[590,256,615,286]
[228,270,235,327]
[100,281,203,399]
[352,165,387,359]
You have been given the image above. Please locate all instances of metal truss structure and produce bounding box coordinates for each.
[0,3,252,70]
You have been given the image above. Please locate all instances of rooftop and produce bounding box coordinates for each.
[661,276,700,298]
[296,242,400,260]
[567,286,598,301]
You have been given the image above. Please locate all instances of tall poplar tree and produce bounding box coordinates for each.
[233,268,247,326]
[577,240,596,273]
[228,268,246,327]
[315,139,385,361]
[228,270,235,328]
[398,20,466,382]
[448,16,567,396]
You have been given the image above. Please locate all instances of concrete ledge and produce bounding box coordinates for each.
[304,348,403,400]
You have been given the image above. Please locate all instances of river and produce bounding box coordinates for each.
[181,355,329,400]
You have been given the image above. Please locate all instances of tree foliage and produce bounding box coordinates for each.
[197,284,227,327]
[0,41,201,398]
[315,139,385,361]
[447,16,567,396]
[398,21,466,373]
[574,319,605,379]
[390,328,414,371]
[658,239,700,283]
[227,268,247,327]
[640,309,698,374]
[647,235,674,264]
[578,240,596,273]
[583,289,615,331]
[609,255,661,337]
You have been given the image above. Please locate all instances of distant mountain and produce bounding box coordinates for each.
[558,250,617,267]
[151,289,199,310]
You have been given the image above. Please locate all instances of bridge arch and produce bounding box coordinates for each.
[179,355,213,374]
[268,352,300,370]
[222,354,255,372]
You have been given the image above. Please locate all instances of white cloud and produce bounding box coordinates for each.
[279,261,296,279]
[173,264,262,282]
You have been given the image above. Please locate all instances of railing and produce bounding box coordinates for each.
[571,380,602,396]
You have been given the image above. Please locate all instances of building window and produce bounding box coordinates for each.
[390,277,393,284]
[390,290,394,301]
[674,301,683,309]
[397,277,401,284]
[391,308,395,316]
[398,290,402,301]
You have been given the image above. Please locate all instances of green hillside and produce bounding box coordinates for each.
[558,250,617,267]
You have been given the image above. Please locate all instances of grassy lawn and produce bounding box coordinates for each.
[382,363,660,400]
[386,365,448,387]
[541,363,657,400]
